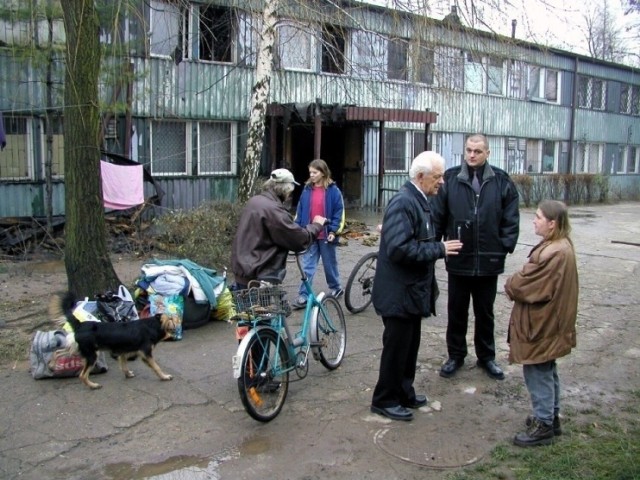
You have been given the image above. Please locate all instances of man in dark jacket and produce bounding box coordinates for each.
[432,134,520,380]
[231,168,326,289]
[370,152,463,422]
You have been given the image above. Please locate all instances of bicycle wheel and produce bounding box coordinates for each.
[344,251,378,314]
[237,328,290,422]
[313,296,347,370]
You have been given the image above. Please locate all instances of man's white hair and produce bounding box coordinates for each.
[409,151,445,179]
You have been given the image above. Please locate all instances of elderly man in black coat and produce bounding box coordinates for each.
[370,151,463,422]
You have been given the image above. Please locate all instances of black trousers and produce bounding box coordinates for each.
[372,315,421,408]
[446,273,498,363]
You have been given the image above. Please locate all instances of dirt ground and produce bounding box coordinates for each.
[0,203,639,480]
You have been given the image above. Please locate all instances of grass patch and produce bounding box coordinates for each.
[448,397,640,480]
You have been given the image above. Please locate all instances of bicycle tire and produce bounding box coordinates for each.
[313,296,347,370]
[344,251,378,313]
[237,328,290,422]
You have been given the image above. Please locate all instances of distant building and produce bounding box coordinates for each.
[0,0,638,217]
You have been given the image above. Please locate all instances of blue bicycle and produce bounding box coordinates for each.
[231,252,347,422]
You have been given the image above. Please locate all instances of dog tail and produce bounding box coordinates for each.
[49,292,81,330]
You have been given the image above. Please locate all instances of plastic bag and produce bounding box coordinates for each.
[96,285,139,323]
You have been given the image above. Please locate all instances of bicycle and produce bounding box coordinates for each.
[344,251,378,314]
[230,252,347,422]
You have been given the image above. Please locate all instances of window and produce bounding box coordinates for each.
[412,43,434,85]
[351,30,386,80]
[542,140,556,172]
[387,38,408,81]
[575,143,602,173]
[507,60,526,99]
[149,0,181,57]
[578,76,606,110]
[43,116,65,177]
[620,84,640,115]
[527,66,559,102]
[464,53,483,93]
[506,137,527,174]
[151,120,189,175]
[198,6,234,63]
[412,131,431,158]
[198,122,236,174]
[151,120,238,176]
[321,25,346,74]
[384,130,407,171]
[277,22,314,71]
[237,11,259,67]
[614,145,626,173]
[0,115,32,180]
[627,146,639,173]
[434,45,463,90]
[463,54,503,95]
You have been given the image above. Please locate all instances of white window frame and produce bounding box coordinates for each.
[434,45,464,91]
[507,60,527,99]
[149,0,181,58]
[527,66,560,104]
[542,140,557,173]
[627,146,639,173]
[384,130,410,173]
[191,4,236,64]
[150,120,191,176]
[276,21,315,72]
[39,117,65,178]
[197,121,237,175]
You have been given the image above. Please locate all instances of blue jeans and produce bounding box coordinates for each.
[298,239,341,297]
[523,360,560,426]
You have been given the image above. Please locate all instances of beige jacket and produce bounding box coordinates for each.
[505,238,578,364]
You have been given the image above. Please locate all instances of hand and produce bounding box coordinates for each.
[327,233,335,242]
[312,215,326,226]
[443,239,463,256]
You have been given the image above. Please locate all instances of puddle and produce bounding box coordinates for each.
[102,435,271,479]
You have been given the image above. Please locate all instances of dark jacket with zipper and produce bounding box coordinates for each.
[431,162,520,276]
[371,181,446,320]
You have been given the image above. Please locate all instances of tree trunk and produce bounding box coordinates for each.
[61,0,120,298]
[238,0,279,204]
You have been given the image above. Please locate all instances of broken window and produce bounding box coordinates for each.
[464,53,483,93]
[412,42,434,85]
[487,57,503,95]
[507,60,526,99]
[322,25,346,74]
[198,5,234,63]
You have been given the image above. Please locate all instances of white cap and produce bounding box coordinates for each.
[270,168,300,185]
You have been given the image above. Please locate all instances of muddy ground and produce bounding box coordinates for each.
[0,203,638,480]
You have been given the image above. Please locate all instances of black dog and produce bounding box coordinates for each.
[50,292,178,389]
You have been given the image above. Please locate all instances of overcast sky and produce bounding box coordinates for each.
[359,0,634,60]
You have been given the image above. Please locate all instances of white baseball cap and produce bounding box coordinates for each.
[270,168,300,186]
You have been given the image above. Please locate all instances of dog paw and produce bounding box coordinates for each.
[89,383,102,390]
[161,374,173,381]
[125,371,135,378]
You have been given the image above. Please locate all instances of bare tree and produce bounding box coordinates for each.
[582,1,627,62]
[61,0,120,297]
[238,0,279,203]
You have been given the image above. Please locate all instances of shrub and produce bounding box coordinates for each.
[512,174,533,207]
[153,201,243,271]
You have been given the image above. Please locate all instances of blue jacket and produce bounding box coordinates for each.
[295,182,345,237]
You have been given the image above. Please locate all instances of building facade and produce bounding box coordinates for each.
[0,0,638,217]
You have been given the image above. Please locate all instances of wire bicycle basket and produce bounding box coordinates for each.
[231,285,291,320]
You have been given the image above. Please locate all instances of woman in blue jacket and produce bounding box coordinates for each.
[293,159,345,307]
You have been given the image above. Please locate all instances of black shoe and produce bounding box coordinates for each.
[476,359,505,380]
[439,358,464,378]
[513,418,554,447]
[527,414,562,436]
[402,394,428,409]
[370,405,414,421]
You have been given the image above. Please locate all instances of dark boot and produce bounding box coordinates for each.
[513,418,554,447]
[526,414,562,436]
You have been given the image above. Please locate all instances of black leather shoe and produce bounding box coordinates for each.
[439,358,464,378]
[513,418,554,447]
[527,414,562,436]
[370,405,414,421]
[476,360,505,380]
[402,394,428,409]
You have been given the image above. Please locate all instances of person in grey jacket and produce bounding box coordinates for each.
[231,168,326,289]
[431,134,520,380]
[370,152,463,422]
